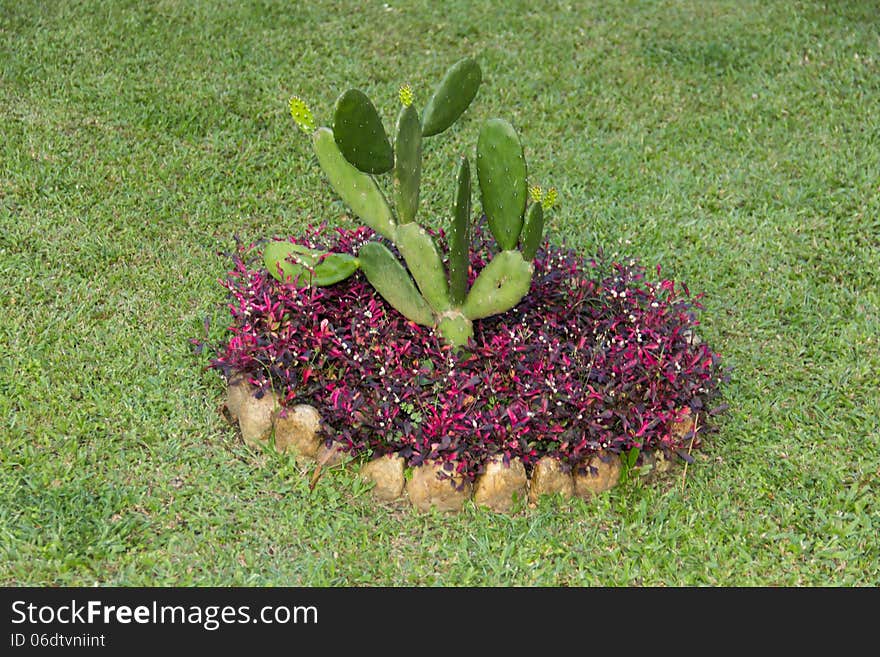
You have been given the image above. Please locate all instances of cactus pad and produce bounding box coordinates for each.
[393,104,422,224]
[477,118,527,251]
[520,201,544,262]
[448,155,472,306]
[395,223,450,312]
[263,241,359,286]
[421,57,482,137]
[462,250,533,320]
[436,311,474,348]
[312,127,397,241]
[333,89,394,174]
[358,241,435,326]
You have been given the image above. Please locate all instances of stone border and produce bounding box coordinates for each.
[224,376,688,513]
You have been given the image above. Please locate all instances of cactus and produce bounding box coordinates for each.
[289,96,315,134]
[462,250,533,320]
[332,89,394,174]
[421,57,482,137]
[312,127,397,241]
[520,201,544,262]
[447,156,471,306]
[393,102,421,224]
[264,240,359,286]
[395,223,450,312]
[283,58,555,347]
[357,242,434,326]
[477,118,527,251]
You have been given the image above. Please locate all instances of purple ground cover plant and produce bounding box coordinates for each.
[204,221,727,483]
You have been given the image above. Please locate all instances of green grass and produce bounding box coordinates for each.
[1,0,878,586]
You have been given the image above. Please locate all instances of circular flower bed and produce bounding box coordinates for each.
[202,220,728,505]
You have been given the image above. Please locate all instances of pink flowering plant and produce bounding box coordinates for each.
[200,58,728,483]
[205,220,727,483]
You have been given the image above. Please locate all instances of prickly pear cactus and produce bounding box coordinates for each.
[421,57,482,137]
[448,156,471,306]
[264,240,359,287]
[393,100,421,224]
[477,118,527,251]
[332,89,394,174]
[282,58,555,347]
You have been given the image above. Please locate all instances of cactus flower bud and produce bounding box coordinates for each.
[399,84,414,107]
[289,96,315,133]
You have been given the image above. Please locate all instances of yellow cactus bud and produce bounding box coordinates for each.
[289,96,315,134]
[542,186,558,210]
[399,84,414,107]
[529,185,543,203]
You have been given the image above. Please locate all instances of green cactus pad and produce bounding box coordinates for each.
[477,118,527,251]
[520,201,545,262]
[436,311,474,348]
[393,104,422,224]
[264,241,314,283]
[358,241,435,326]
[462,250,534,320]
[421,57,482,137]
[448,155,471,306]
[395,223,450,313]
[263,241,359,286]
[333,89,394,174]
[313,127,397,241]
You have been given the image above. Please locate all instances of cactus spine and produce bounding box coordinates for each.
[284,58,554,347]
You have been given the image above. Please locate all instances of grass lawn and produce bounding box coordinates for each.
[1,0,877,586]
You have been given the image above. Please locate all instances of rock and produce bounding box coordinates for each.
[653,449,678,473]
[573,451,621,498]
[473,456,527,512]
[528,456,574,503]
[360,454,406,501]
[237,388,280,448]
[274,404,323,458]
[670,408,696,442]
[635,449,677,477]
[406,461,473,513]
[225,375,254,421]
[681,328,702,346]
[637,450,657,473]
